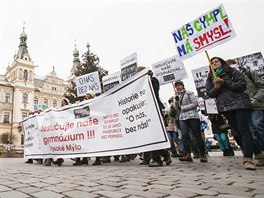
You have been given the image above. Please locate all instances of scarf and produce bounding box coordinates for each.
[211,67,223,78]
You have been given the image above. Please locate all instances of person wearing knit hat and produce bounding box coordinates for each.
[174,78,208,163]
[85,90,95,100]
[61,98,70,106]
[174,80,184,88]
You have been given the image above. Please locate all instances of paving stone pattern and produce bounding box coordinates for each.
[0,151,263,198]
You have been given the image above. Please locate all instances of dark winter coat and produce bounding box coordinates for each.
[206,65,253,113]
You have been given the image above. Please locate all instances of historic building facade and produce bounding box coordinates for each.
[0,27,70,145]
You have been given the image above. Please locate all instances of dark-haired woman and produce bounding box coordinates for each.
[206,57,264,170]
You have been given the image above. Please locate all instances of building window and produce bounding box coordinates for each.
[53,99,57,108]
[22,112,28,120]
[52,87,57,91]
[22,93,28,103]
[44,98,48,107]
[34,97,38,104]
[3,112,10,123]
[5,93,11,103]
[19,68,23,78]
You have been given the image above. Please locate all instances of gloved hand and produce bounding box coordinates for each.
[213,77,224,84]
[213,77,224,90]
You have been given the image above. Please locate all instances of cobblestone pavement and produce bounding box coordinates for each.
[0,151,263,198]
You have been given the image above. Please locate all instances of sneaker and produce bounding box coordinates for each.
[148,161,163,167]
[179,154,193,162]
[256,159,264,166]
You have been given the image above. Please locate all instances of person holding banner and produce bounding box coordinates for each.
[51,98,71,166]
[136,66,171,167]
[174,80,208,163]
[73,90,96,166]
[206,57,264,170]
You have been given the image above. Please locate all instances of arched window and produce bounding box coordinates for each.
[53,99,57,108]
[19,68,23,78]
[44,98,48,107]
[29,71,33,81]
[23,70,28,81]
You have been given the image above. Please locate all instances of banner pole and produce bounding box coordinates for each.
[205,51,216,77]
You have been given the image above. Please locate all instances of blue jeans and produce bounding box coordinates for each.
[251,110,264,150]
[179,119,205,156]
[224,109,262,158]
[167,131,177,154]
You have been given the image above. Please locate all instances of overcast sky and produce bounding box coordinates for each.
[0,0,263,104]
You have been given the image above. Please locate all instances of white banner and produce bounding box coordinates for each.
[172,4,236,60]
[120,52,137,81]
[102,71,121,92]
[151,55,188,85]
[23,70,170,159]
[75,71,102,97]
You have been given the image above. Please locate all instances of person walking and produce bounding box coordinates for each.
[174,80,208,163]
[50,98,70,166]
[73,90,95,166]
[206,57,264,170]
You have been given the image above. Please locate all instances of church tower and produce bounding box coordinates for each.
[67,42,81,83]
[4,25,36,124]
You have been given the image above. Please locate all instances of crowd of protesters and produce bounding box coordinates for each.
[25,59,264,170]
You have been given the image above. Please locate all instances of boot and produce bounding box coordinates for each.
[44,159,52,166]
[25,159,33,164]
[243,157,256,170]
[255,152,264,166]
[200,154,208,163]
[179,154,193,162]
[81,157,88,165]
[148,161,163,167]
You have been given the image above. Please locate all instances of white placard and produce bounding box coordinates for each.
[172,4,236,60]
[205,98,218,114]
[151,55,188,85]
[75,71,102,97]
[102,71,121,92]
[120,52,137,81]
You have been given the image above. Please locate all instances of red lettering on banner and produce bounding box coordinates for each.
[193,24,231,51]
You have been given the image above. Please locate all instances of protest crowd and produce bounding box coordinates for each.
[24,58,264,171]
[23,4,264,171]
